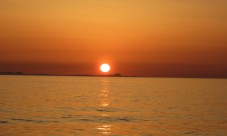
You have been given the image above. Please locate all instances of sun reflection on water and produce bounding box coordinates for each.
[97,78,112,135]
[97,124,112,135]
[100,78,110,108]
[101,113,110,117]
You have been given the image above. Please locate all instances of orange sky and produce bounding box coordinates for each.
[0,0,227,77]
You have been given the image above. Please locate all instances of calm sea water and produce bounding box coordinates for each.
[0,76,226,136]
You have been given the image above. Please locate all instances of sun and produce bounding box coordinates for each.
[100,64,110,73]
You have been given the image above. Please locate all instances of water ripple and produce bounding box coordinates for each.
[0,121,9,124]
[11,118,58,123]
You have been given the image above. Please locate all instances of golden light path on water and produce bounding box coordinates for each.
[96,78,112,135]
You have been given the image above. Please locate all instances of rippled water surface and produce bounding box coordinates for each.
[0,76,227,136]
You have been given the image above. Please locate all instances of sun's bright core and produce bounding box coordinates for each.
[100,64,110,73]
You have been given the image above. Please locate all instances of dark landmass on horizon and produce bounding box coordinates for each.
[0,72,226,78]
[0,72,125,77]
[0,63,227,78]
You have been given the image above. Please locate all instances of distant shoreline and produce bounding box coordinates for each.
[0,72,125,77]
[0,72,226,78]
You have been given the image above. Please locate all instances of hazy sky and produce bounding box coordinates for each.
[0,0,227,76]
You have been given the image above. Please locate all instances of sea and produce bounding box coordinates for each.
[0,75,226,136]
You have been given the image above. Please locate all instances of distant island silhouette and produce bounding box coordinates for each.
[0,72,25,75]
[0,71,226,78]
[0,72,126,77]
[112,73,122,77]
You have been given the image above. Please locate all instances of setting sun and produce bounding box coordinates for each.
[100,64,110,73]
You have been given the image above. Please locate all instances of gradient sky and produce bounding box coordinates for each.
[0,0,227,77]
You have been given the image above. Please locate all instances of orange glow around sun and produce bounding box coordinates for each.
[100,64,110,73]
